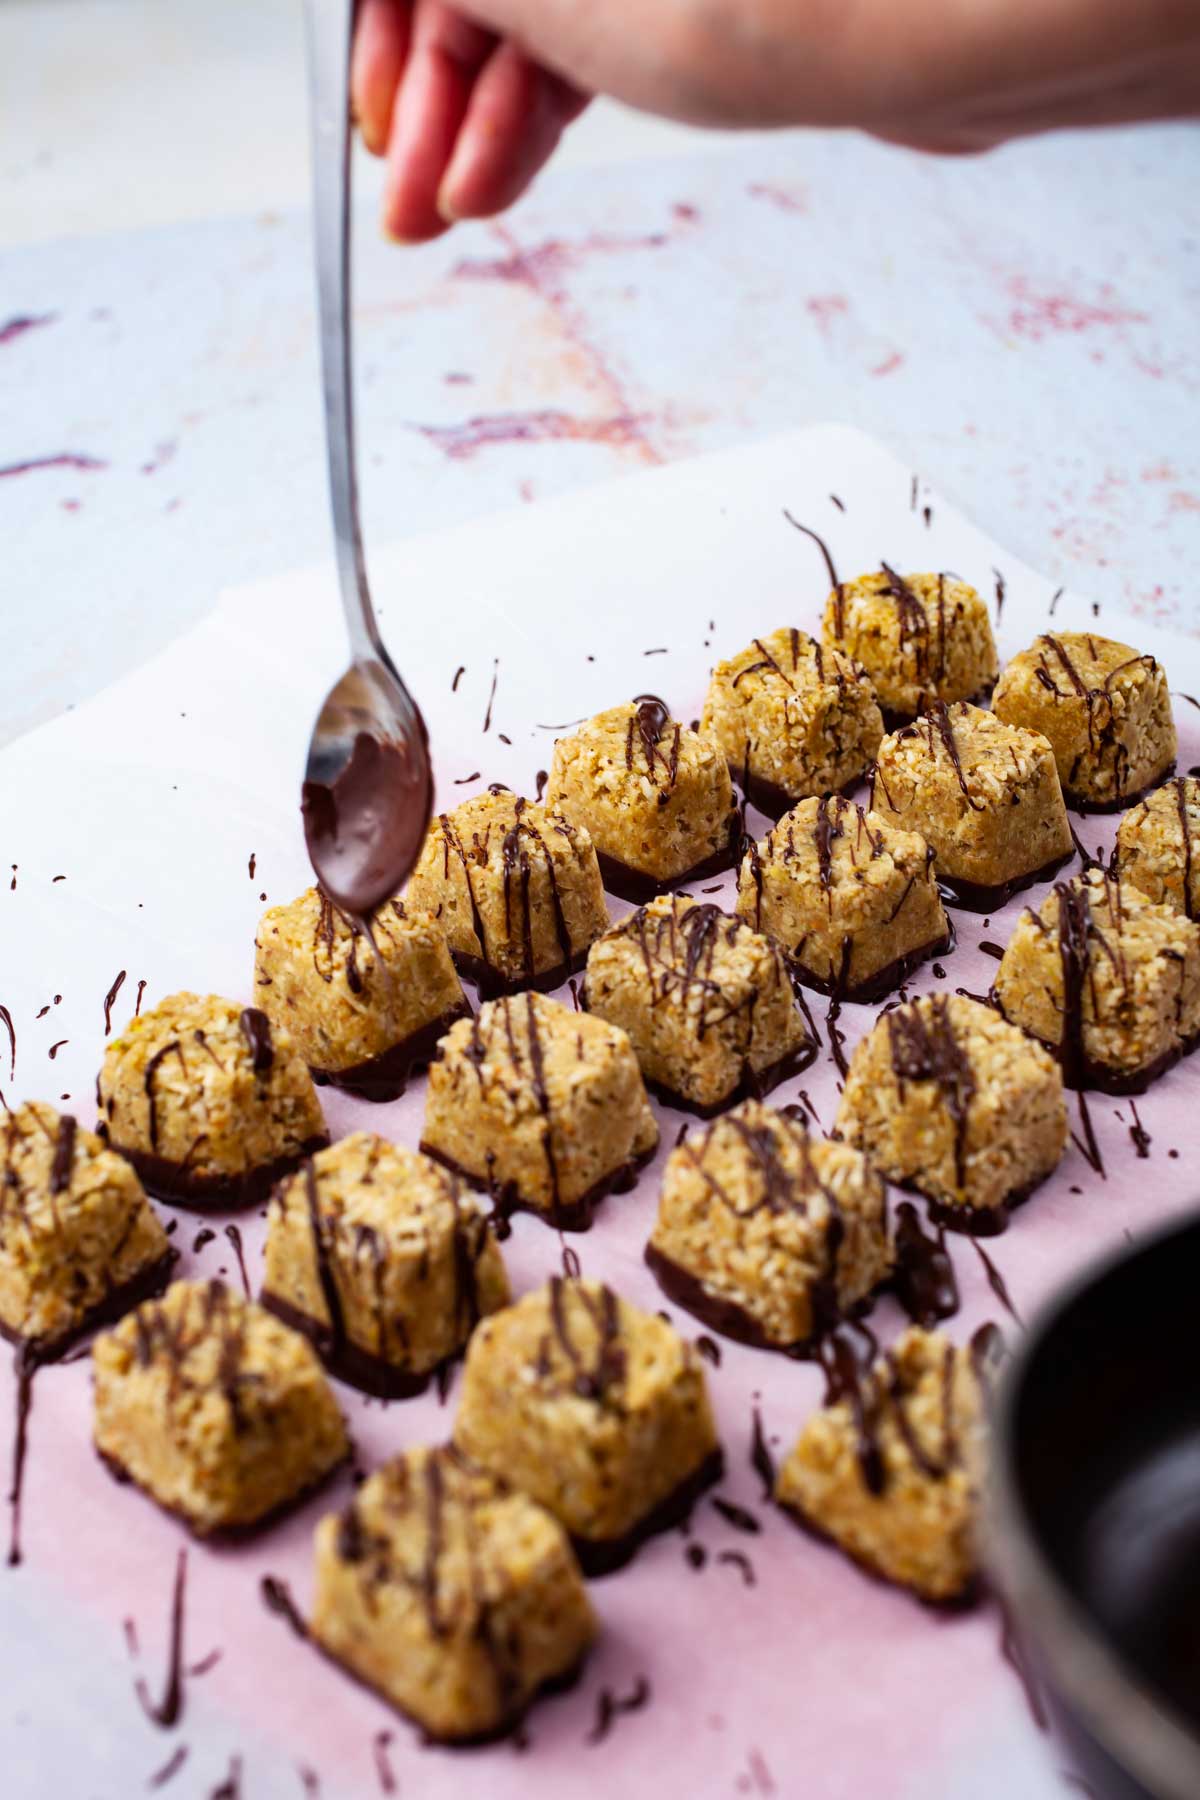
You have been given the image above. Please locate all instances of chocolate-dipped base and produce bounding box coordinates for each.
[310,1003,471,1102]
[878,681,996,737]
[1066,761,1177,816]
[989,1014,1200,1098]
[775,1491,980,1612]
[936,845,1074,915]
[644,1241,870,1356]
[96,1440,350,1540]
[259,1290,456,1401]
[418,1139,658,1234]
[570,1445,725,1578]
[0,1246,180,1358]
[313,1632,589,1749]
[732,766,864,825]
[640,1041,820,1120]
[788,931,952,1006]
[109,1136,330,1212]
[919,1167,1053,1238]
[450,946,590,1004]
[594,817,743,906]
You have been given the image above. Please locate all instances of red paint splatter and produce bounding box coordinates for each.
[998,277,1148,344]
[806,295,849,339]
[871,350,905,377]
[747,182,807,214]
[446,222,665,467]
[1169,491,1200,514]
[452,232,668,288]
[140,440,177,476]
[672,202,700,222]
[0,313,56,347]
[0,453,107,480]
[416,410,651,462]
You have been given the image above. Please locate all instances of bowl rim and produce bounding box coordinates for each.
[987,1205,1200,1800]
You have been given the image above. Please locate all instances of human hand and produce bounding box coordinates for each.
[354,0,1200,240]
[351,0,588,242]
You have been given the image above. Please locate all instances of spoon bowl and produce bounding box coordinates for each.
[302,657,432,921]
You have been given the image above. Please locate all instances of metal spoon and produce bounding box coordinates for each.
[299,0,432,922]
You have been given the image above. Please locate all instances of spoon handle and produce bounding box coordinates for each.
[304,0,385,670]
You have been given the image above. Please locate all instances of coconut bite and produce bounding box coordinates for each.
[737,796,948,1000]
[543,697,739,901]
[869,702,1073,909]
[993,868,1200,1093]
[253,890,469,1100]
[93,1278,348,1535]
[0,1102,175,1354]
[454,1277,722,1574]
[775,1324,1001,1604]
[645,1100,893,1352]
[583,893,814,1115]
[261,1134,509,1397]
[821,570,998,726]
[420,993,658,1232]
[406,789,609,998]
[835,994,1067,1233]
[311,1446,595,1744]
[1115,775,1200,921]
[993,631,1176,811]
[700,627,883,818]
[97,992,327,1208]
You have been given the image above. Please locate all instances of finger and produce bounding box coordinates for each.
[381,0,497,243]
[352,0,411,156]
[439,41,589,222]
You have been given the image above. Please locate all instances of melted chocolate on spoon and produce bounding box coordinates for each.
[302,730,431,920]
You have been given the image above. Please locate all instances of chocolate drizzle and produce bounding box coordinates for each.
[143,1041,186,1154]
[626,694,678,788]
[1033,635,1163,807]
[782,511,844,632]
[223,1224,250,1298]
[437,796,589,998]
[586,1675,651,1745]
[261,1574,309,1639]
[49,1113,76,1194]
[646,1108,868,1352]
[968,1239,1021,1324]
[134,1549,188,1727]
[751,1405,775,1498]
[237,1008,273,1073]
[887,997,976,1193]
[103,968,127,1036]
[7,1344,39,1566]
[879,563,932,686]
[891,1202,959,1327]
[613,895,816,1109]
[547,1276,626,1402]
[303,1158,347,1355]
[921,702,985,810]
[0,1005,15,1082]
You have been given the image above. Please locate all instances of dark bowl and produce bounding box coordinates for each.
[988,1210,1200,1800]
